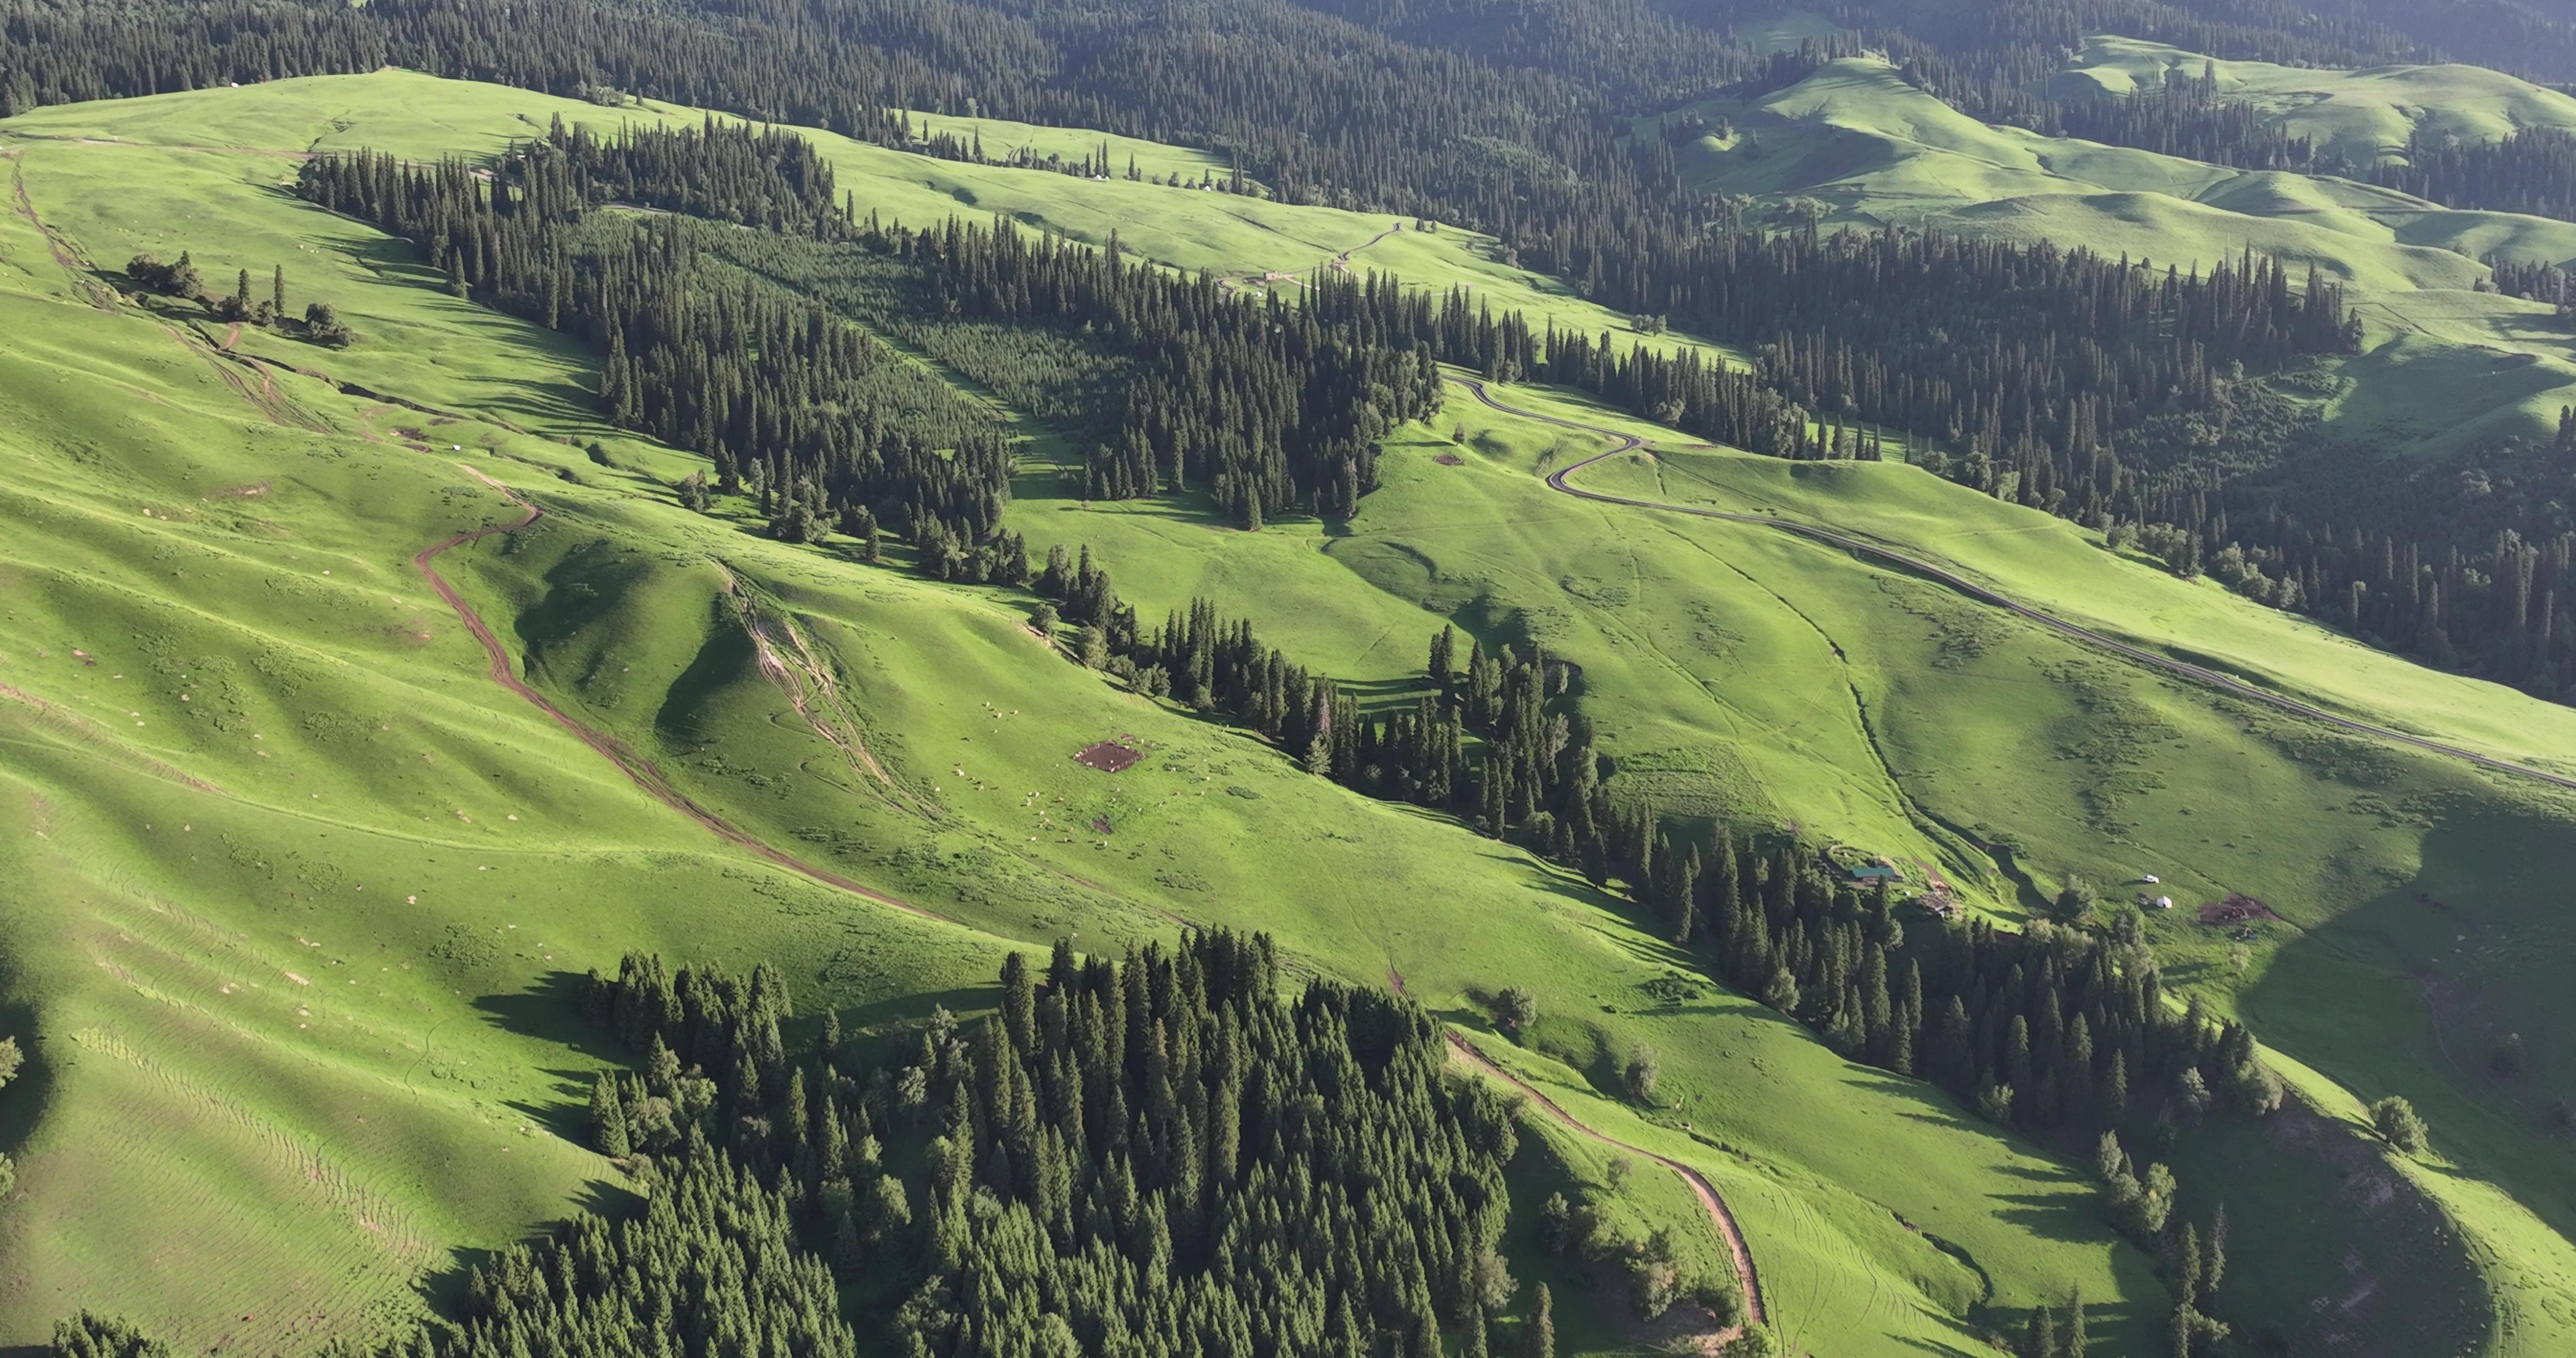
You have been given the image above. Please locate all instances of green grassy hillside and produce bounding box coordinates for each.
[1647,53,2576,458]
[2054,35,2576,168]
[0,74,2198,1358]
[8,65,2576,1358]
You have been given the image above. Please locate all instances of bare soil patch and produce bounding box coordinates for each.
[2199,893,2280,925]
[1432,452,1464,466]
[1073,741,1140,773]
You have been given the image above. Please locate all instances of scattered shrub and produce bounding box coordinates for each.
[2371,1095,2429,1154]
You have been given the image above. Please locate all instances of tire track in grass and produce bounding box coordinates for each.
[1446,375,2576,794]
[414,466,946,921]
[1443,1031,1768,1332]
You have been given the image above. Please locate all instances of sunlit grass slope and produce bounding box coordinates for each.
[13,67,2562,1353]
[0,74,2207,1357]
[0,246,1015,1349]
[0,70,1740,368]
[1648,53,2576,456]
[2055,35,2576,168]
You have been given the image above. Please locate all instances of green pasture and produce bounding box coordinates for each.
[2055,35,2576,168]
[0,74,2190,1357]
[9,66,2576,1357]
[1637,52,2576,456]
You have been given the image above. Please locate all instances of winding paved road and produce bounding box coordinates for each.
[1448,375,2576,795]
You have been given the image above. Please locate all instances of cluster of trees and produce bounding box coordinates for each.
[2086,1138,2233,1357]
[2375,125,2576,223]
[1565,227,2356,515]
[520,116,847,235]
[122,252,349,344]
[1033,549,1616,871]
[296,122,1016,543]
[448,1153,856,1358]
[1361,224,2354,506]
[588,932,1545,1358]
[1864,0,2426,142]
[0,1029,21,1201]
[0,0,1738,259]
[48,1314,168,1358]
[2486,256,2572,310]
[2016,1290,2091,1358]
[876,214,1444,524]
[1534,1184,1741,1332]
[2050,64,2316,173]
[1594,818,2285,1354]
[1634,830,2286,1146]
[2166,486,2576,700]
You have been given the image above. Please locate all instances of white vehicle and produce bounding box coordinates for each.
[2141,873,2159,884]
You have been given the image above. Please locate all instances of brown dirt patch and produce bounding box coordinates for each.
[1073,741,1140,773]
[1432,452,1464,466]
[206,481,270,499]
[2199,893,2280,925]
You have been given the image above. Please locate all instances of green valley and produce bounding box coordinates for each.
[6,3,2576,1355]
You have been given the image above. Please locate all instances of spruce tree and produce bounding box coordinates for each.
[587,1071,630,1157]
[1525,1284,1554,1358]
[2025,1305,2059,1358]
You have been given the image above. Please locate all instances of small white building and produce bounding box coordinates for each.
[2153,896,2175,910]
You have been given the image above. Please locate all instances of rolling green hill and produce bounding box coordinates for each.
[0,73,2176,1358]
[1649,51,2576,459]
[2053,36,2576,169]
[6,62,2576,1358]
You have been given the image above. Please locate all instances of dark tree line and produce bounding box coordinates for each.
[299,122,1453,535]
[525,116,846,235]
[2374,125,2576,223]
[1035,547,1618,876]
[48,932,1548,1358]
[1616,826,2285,1144]
[2161,482,2576,698]
[0,0,1743,261]
[587,933,1543,1358]
[1438,225,2354,520]
[446,1153,856,1358]
[2049,64,2316,173]
[296,121,1017,542]
[876,214,1445,525]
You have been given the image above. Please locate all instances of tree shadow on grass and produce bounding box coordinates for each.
[409,1172,643,1321]
[1891,1324,1986,1357]
[832,984,1002,1037]
[1985,1192,2119,1244]
[472,970,622,1140]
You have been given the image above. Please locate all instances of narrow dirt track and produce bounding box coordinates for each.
[1449,375,2576,795]
[1446,1032,1767,1330]
[415,468,943,920]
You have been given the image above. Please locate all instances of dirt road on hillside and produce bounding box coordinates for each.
[414,467,943,920]
[1445,1032,1767,1332]
[1449,375,2576,795]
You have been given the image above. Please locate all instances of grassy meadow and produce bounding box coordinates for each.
[1647,49,2576,458]
[3,61,2576,1358]
[0,73,2183,1358]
